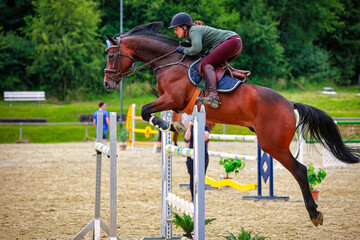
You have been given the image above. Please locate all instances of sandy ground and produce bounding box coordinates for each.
[0,141,359,240]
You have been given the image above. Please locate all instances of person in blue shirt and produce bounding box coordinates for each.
[184,119,211,202]
[93,102,110,144]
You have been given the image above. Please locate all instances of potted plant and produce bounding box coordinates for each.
[172,212,216,239]
[219,157,245,179]
[307,163,327,201]
[118,127,129,150]
[222,227,270,240]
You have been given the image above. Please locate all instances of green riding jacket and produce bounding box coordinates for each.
[184,25,238,56]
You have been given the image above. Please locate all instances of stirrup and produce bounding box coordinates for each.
[209,98,220,108]
[197,96,221,108]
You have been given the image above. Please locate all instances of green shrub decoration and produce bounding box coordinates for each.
[172,212,216,239]
[219,157,245,178]
[118,126,129,143]
[307,163,327,191]
[222,227,270,240]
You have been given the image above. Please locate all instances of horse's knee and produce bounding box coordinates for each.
[203,64,214,71]
[141,105,151,121]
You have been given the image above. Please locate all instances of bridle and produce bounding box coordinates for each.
[104,36,200,97]
[104,37,137,84]
[104,36,179,84]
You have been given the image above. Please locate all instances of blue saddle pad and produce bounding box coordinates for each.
[187,58,246,93]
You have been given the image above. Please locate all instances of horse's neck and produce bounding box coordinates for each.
[125,36,178,68]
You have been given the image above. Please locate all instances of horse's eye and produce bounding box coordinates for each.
[109,53,115,59]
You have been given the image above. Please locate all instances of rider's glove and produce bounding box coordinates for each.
[176,46,185,53]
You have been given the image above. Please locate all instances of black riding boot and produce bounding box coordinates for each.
[202,65,220,108]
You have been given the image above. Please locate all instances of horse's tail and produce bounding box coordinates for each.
[294,102,359,164]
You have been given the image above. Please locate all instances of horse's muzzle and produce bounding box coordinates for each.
[103,75,120,92]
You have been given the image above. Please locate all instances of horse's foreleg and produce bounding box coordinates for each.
[141,98,186,132]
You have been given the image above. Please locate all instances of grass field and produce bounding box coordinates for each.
[0,85,359,143]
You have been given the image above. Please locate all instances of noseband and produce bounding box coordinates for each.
[104,37,136,84]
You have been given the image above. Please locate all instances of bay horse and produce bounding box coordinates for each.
[104,22,359,227]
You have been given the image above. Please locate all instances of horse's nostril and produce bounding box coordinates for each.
[104,81,109,89]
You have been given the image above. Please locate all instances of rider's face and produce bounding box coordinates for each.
[174,26,187,38]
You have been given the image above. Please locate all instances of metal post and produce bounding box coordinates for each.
[94,112,104,239]
[269,156,274,197]
[161,111,173,239]
[19,123,22,141]
[132,104,136,149]
[109,112,118,240]
[119,0,124,131]
[142,111,182,240]
[257,143,262,197]
[193,105,205,240]
[85,122,88,139]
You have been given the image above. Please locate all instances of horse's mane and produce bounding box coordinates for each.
[114,22,178,46]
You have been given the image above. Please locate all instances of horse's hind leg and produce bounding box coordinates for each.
[271,149,323,226]
[256,110,323,226]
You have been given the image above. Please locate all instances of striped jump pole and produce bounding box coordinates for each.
[165,145,257,161]
[73,111,119,240]
[209,134,257,142]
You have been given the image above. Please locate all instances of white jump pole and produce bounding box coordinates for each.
[193,105,206,240]
[73,111,118,240]
[209,134,257,141]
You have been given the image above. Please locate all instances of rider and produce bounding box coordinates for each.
[169,12,242,108]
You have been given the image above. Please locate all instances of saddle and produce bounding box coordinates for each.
[198,60,251,82]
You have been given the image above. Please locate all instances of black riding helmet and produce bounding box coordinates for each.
[169,12,193,28]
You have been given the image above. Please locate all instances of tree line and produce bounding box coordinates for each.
[1,0,359,101]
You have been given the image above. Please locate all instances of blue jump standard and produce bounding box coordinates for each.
[242,144,289,201]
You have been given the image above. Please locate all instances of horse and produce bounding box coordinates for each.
[103,22,359,227]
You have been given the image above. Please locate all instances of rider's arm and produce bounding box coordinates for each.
[184,29,203,56]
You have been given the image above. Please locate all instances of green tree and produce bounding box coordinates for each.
[320,0,360,85]
[234,0,287,84]
[0,0,33,33]
[272,0,344,81]
[0,31,35,92]
[26,0,104,100]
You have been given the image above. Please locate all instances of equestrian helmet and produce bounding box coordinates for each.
[169,12,193,28]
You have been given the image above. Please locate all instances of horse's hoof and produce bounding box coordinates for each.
[173,122,186,132]
[311,212,323,227]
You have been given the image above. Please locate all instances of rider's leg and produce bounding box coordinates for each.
[202,64,220,108]
[198,36,242,108]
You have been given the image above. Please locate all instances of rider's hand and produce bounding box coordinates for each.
[176,46,185,53]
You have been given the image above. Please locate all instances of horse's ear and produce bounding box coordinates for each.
[106,34,116,45]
